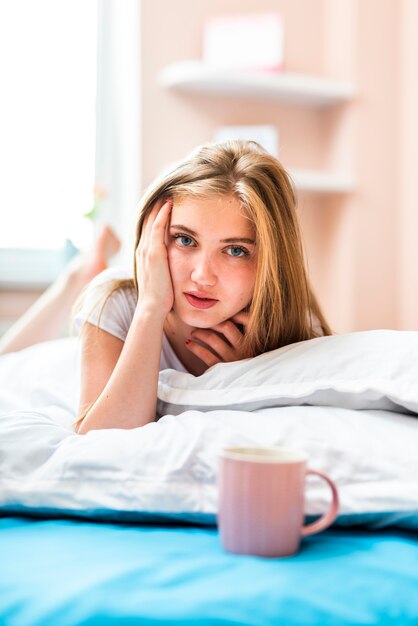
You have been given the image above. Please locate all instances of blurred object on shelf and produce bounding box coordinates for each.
[203,13,284,72]
[213,125,279,157]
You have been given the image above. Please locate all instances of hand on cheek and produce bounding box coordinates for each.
[185,311,250,366]
[135,198,174,315]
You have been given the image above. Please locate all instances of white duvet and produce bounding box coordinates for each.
[0,330,417,528]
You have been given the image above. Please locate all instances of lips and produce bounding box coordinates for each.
[184,292,218,310]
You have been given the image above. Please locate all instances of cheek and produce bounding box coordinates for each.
[231,264,256,289]
[167,248,188,281]
[221,266,257,303]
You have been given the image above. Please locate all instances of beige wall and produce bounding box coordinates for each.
[140,0,418,334]
[398,0,418,329]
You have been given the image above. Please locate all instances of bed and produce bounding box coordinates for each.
[1,515,417,626]
[1,330,418,625]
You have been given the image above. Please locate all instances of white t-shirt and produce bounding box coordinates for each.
[73,266,189,373]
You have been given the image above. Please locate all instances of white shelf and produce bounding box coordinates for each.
[289,169,355,193]
[159,60,356,106]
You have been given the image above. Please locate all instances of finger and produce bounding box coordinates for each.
[190,329,235,359]
[144,199,165,246]
[139,209,154,254]
[230,311,250,327]
[150,200,172,252]
[141,199,170,252]
[151,198,172,234]
[185,339,221,368]
[210,320,243,347]
[164,199,173,245]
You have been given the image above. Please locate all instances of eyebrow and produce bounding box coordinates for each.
[170,224,256,245]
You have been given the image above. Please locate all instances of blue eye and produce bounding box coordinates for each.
[174,234,194,247]
[227,246,248,257]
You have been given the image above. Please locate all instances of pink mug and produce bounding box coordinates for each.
[217,446,339,557]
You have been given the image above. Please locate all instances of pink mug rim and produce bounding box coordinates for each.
[219,446,308,464]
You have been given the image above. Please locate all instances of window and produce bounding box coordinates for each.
[0,0,98,252]
[0,0,140,287]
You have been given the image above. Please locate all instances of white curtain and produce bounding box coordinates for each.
[95,0,141,267]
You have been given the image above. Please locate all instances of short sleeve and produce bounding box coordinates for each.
[72,266,137,342]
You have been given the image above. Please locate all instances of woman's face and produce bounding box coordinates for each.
[166,194,257,329]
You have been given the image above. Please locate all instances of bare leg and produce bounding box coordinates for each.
[0,225,121,355]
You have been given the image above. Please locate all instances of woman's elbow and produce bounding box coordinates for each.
[74,419,88,435]
[74,402,95,435]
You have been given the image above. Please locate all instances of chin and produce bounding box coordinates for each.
[174,305,224,328]
[181,313,218,328]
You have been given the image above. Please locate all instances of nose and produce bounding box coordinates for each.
[190,252,217,287]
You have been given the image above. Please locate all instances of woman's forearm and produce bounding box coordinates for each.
[77,305,165,434]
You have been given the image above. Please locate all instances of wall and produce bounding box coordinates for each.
[0,290,42,336]
[398,0,418,329]
[140,0,418,333]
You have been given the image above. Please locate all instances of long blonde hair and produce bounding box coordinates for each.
[74,139,332,360]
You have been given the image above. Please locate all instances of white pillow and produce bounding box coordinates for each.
[157,329,418,417]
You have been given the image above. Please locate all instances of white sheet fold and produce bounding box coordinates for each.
[1,332,417,527]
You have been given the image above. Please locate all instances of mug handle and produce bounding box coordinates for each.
[301,469,339,537]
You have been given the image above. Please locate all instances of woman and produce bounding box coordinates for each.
[73,140,332,434]
[0,140,332,434]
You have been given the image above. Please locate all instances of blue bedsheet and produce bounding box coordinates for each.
[0,516,417,626]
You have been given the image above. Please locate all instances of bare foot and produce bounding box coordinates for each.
[66,225,121,286]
